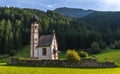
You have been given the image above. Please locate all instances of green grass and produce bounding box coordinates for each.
[0,47,120,74]
[14,45,30,58]
[95,49,120,66]
[0,64,120,74]
[0,45,30,63]
[1,46,120,66]
[0,56,9,63]
[59,49,120,66]
[58,51,66,60]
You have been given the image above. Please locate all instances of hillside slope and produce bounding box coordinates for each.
[0,45,30,63]
[81,11,120,30]
[95,49,120,66]
[1,7,120,52]
[54,7,94,18]
[0,45,120,66]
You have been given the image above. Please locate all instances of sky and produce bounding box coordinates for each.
[0,0,120,11]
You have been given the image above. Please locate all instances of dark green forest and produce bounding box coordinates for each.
[0,7,120,54]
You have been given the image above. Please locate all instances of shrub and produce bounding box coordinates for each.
[66,49,80,61]
[90,42,101,54]
[114,40,120,49]
[99,41,107,50]
[9,50,16,56]
[110,43,115,49]
[78,51,88,58]
[110,40,120,49]
[105,58,113,63]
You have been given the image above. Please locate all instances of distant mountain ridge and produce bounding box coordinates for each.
[54,7,95,18]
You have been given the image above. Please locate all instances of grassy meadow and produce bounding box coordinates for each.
[0,45,30,63]
[0,46,120,74]
[59,49,120,66]
[95,49,120,66]
[0,63,120,74]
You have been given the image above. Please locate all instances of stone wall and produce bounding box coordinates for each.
[7,58,117,68]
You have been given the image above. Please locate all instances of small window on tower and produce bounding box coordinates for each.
[35,38,37,41]
[35,26,37,29]
[42,48,47,56]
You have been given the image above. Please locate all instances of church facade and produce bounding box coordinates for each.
[30,15,58,60]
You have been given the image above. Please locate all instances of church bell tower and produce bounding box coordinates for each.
[30,15,39,58]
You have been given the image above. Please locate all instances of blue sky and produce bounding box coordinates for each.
[0,0,120,11]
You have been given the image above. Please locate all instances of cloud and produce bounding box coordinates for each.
[97,0,120,11]
[48,5,53,8]
[67,0,120,11]
[0,0,120,11]
[102,0,120,4]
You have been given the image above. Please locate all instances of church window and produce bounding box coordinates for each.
[42,48,47,56]
[35,38,37,41]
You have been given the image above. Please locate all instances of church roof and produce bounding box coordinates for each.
[38,34,53,47]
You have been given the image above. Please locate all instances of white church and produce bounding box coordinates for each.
[30,15,58,60]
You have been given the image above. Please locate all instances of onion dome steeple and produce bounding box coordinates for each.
[32,15,39,23]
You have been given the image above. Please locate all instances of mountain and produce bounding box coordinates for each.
[0,7,120,55]
[81,11,120,31]
[54,7,95,18]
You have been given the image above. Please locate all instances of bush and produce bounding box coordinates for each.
[9,50,16,56]
[114,40,120,49]
[66,49,80,61]
[78,51,88,58]
[110,40,120,49]
[90,42,101,54]
[99,41,107,50]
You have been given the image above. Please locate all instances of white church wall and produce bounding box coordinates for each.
[34,44,38,57]
[51,36,58,60]
[38,47,52,60]
[30,45,33,57]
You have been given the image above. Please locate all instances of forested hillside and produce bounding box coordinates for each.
[81,11,120,45]
[0,7,120,54]
[54,7,94,18]
[0,7,72,54]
